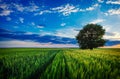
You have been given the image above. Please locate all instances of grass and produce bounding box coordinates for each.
[0,48,120,79]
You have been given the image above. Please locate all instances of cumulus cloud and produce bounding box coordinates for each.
[0,4,8,9]
[0,10,13,16]
[79,4,99,12]
[13,4,24,12]
[61,23,66,26]
[0,40,77,48]
[105,32,116,36]
[85,7,95,11]
[86,4,99,11]
[0,4,13,16]
[28,2,39,12]
[51,4,79,16]
[24,32,34,35]
[19,17,24,23]
[35,4,79,16]
[104,32,120,41]
[0,2,39,16]
[98,0,104,3]
[37,25,44,28]
[35,10,52,15]
[35,4,99,16]
[106,0,120,5]
[13,3,39,12]
[40,10,52,15]
[90,19,105,24]
[54,27,79,38]
[103,24,120,41]
[105,9,120,15]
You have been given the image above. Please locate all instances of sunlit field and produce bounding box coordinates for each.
[0,48,120,79]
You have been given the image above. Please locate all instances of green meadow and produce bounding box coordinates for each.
[0,48,120,79]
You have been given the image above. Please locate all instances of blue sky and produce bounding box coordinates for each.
[0,0,120,47]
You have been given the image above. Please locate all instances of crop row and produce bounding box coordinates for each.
[64,49,120,79]
[0,49,59,79]
[0,48,120,79]
[38,49,120,79]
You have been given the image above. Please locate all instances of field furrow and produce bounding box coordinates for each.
[40,50,66,79]
[29,52,57,79]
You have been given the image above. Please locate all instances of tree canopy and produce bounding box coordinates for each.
[76,24,106,50]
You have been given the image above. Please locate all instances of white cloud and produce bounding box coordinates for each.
[90,19,105,24]
[104,32,120,41]
[106,0,120,4]
[0,40,77,48]
[54,27,79,38]
[28,2,39,12]
[79,4,99,12]
[6,17,11,21]
[103,25,111,32]
[61,23,66,26]
[13,4,24,12]
[37,25,44,28]
[98,0,104,3]
[0,10,13,16]
[34,10,52,16]
[39,10,52,15]
[103,23,120,41]
[19,17,24,23]
[106,9,120,15]
[86,4,99,11]
[51,4,79,16]
[39,32,52,36]
[85,7,95,11]
[35,4,79,16]
[24,32,34,35]
[0,4,13,16]
[13,3,39,12]
[105,32,116,36]
[35,4,99,16]
[0,4,8,9]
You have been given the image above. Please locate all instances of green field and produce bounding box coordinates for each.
[0,48,120,79]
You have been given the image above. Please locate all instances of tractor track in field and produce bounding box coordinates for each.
[63,52,71,79]
[28,52,58,79]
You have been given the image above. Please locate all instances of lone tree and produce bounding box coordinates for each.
[76,24,106,50]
